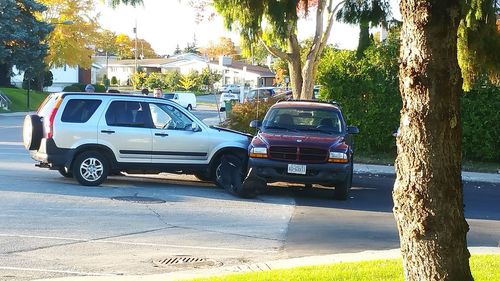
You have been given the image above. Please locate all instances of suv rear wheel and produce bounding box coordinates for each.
[73,151,109,186]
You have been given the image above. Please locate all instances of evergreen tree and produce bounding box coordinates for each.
[336,0,391,58]
[0,0,52,86]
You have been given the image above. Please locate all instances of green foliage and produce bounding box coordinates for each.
[458,0,500,90]
[193,255,500,281]
[178,70,200,91]
[0,87,48,112]
[0,0,52,86]
[110,76,118,85]
[130,72,146,90]
[199,68,222,92]
[318,34,401,155]
[223,98,280,135]
[22,70,53,91]
[143,72,165,90]
[461,81,500,162]
[163,70,181,91]
[62,83,105,93]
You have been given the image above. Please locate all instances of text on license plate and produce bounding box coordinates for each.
[287,164,306,175]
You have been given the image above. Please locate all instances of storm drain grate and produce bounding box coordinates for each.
[153,256,219,268]
[111,196,166,204]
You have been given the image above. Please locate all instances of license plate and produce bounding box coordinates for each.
[288,164,306,175]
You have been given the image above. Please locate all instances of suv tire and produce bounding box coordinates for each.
[215,155,255,198]
[23,115,43,150]
[73,151,109,186]
[334,164,352,200]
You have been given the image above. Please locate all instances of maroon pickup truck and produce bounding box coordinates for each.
[245,100,359,200]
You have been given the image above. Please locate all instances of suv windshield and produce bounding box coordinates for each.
[263,107,343,134]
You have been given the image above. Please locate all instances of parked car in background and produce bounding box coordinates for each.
[244,100,359,200]
[22,92,252,197]
[163,92,197,110]
[244,87,280,102]
[219,84,241,94]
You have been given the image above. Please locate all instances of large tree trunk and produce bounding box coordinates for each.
[356,22,370,58]
[393,1,473,280]
[287,33,303,100]
[0,63,12,87]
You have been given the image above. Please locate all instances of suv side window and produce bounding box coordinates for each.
[105,101,147,127]
[61,99,101,123]
[149,103,193,130]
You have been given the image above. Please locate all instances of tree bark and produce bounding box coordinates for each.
[356,22,370,58]
[287,33,303,99]
[394,1,473,280]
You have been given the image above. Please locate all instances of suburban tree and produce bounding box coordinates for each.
[336,0,391,58]
[213,0,344,99]
[39,0,98,69]
[114,33,158,59]
[0,0,52,87]
[201,37,238,60]
[394,0,499,280]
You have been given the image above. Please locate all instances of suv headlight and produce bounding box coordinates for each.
[249,147,268,158]
[328,152,348,163]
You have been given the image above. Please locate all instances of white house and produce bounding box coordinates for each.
[105,58,174,86]
[11,64,101,92]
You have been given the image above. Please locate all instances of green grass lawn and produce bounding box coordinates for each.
[0,87,48,112]
[193,255,500,281]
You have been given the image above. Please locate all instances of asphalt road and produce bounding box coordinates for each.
[0,113,498,280]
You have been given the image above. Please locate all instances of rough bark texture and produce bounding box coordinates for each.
[356,22,370,58]
[393,0,473,280]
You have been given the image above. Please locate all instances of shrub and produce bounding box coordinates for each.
[223,98,280,134]
[110,76,118,85]
[144,72,165,90]
[461,82,500,162]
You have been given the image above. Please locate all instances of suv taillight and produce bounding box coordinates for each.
[46,97,63,139]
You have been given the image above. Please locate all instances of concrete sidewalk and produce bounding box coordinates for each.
[34,247,500,281]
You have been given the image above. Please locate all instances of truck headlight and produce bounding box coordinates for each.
[328,152,348,163]
[249,147,268,158]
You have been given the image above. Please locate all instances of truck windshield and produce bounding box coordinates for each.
[263,107,343,134]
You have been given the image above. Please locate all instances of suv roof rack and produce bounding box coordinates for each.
[277,99,340,107]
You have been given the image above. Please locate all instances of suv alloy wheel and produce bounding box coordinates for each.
[73,151,109,186]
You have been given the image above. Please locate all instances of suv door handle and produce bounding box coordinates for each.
[155,133,169,137]
[101,130,115,134]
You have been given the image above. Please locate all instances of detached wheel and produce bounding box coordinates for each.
[23,114,43,150]
[216,155,255,198]
[58,167,73,178]
[334,164,352,200]
[73,151,109,186]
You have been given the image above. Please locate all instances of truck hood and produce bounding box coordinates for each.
[256,131,345,150]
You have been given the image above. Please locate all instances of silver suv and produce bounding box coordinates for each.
[23,93,253,197]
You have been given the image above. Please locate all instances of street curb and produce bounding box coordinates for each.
[33,247,500,281]
[0,111,33,117]
[354,163,500,184]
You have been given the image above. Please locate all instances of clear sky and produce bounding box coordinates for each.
[95,0,400,56]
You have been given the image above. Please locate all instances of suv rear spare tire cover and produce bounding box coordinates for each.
[23,114,43,150]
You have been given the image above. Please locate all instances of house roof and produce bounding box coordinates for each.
[107,58,174,67]
[222,60,275,77]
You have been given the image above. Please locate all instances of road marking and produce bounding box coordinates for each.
[0,141,23,146]
[0,233,275,253]
[0,266,116,276]
[0,126,21,129]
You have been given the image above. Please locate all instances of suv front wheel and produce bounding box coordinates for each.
[73,151,109,186]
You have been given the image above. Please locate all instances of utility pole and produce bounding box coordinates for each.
[133,21,138,73]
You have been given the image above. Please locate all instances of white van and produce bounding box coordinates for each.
[163,92,197,110]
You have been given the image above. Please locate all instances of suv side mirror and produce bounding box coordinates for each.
[191,123,201,132]
[250,120,262,128]
[347,126,359,134]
